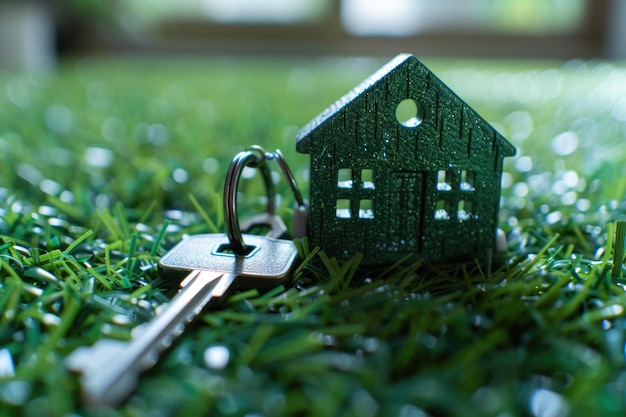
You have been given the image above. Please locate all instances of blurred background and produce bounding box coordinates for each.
[2,3,626,416]
[0,0,624,73]
[0,0,625,219]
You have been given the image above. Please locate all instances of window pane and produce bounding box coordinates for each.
[341,0,584,37]
[341,0,422,37]
[119,0,330,25]
[359,199,374,219]
[437,170,452,191]
[458,200,473,220]
[435,200,451,220]
[202,0,329,24]
[338,168,353,189]
[336,199,351,218]
[461,170,475,191]
[361,169,375,189]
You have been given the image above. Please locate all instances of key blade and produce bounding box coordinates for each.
[67,270,228,407]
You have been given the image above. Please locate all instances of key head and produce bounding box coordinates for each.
[65,339,142,407]
[158,234,299,289]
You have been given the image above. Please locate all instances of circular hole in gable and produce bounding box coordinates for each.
[395,98,424,128]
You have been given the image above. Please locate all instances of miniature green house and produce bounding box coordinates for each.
[296,54,516,265]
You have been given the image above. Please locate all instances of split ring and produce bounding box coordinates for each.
[223,146,306,254]
[223,147,274,255]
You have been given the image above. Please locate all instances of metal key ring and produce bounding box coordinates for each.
[224,146,274,255]
[266,149,305,209]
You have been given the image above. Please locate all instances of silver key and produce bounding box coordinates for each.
[66,146,304,407]
[65,233,298,407]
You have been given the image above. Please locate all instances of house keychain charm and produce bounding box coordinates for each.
[296,53,516,265]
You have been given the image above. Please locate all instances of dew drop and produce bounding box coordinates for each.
[204,345,230,370]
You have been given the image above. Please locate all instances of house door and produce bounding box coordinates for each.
[386,172,423,254]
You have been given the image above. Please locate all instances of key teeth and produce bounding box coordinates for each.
[173,322,186,337]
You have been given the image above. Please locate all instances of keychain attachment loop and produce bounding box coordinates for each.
[224,145,306,255]
[266,149,305,209]
[223,147,274,255]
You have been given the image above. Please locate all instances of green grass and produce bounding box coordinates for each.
[1,56,626,416]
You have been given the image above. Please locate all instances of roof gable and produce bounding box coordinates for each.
[296,53,515,158]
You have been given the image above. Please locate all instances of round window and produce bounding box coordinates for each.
[395,98,424,128]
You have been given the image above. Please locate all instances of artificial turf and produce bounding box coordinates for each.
[1,56,626,416]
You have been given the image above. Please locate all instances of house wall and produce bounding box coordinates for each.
[304,57,511,265]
